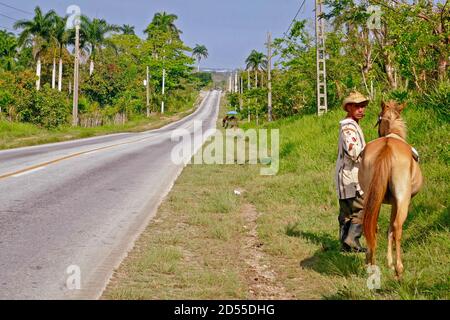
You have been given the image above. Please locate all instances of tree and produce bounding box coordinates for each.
[143,32,194,92]
[120,24,135,35]
[14,6,57,90]
[245,50,267,88]
[144,12,182,41]
[51,15,69,91]
[79,16,120,75]
[1,8,208,126]
[0,30,17,71]
[410,0,449,82]
[324,0,449,90]
[192,44,208,72]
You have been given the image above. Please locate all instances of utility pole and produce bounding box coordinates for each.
[240,74,243,95]
[239,70,244,111]
[267,32,273,122]
[146,66,150,117]
[161,68,166,114]
[315,0,328,115]
[72,24,80,126]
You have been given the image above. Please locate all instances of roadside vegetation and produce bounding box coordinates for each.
[0,7,211,147]
[0,97,199,150]
[229,1,448,122]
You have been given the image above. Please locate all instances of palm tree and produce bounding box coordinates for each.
[144,12,182,40]
[120,24,135,35]
[79,16,119,75]
[0,30,17,71]
[192,44,208,72]
[51,15,68,91]
[14,6,57,90]
[245,50,267,88]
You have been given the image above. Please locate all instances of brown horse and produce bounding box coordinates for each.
[359,100,423,279]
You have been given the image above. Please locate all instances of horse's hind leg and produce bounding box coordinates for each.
[393,198,410,279]
[365,216,377,266]
[365,225,376,266]
[387,204,396,271]
[366,248,375,266]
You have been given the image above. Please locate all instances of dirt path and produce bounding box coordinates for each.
[240,203,295,299]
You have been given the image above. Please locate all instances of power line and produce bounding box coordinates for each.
[0,2,32,15]
[275,0,307,64]
[282,0,307,39]
[0,12,19,21]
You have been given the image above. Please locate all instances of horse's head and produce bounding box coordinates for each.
[376,100,407,138]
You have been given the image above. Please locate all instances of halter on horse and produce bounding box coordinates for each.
[358,100,423,279]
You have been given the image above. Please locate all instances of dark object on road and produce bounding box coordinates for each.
[222,115,238,129]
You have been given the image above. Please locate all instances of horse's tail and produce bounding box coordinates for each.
[363,142,392,252]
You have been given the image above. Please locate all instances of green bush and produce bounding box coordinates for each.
[113,90,144,116]
[0,70,35,120]
[16,84,70,129]
[0,89,13,116]
[227,92,240,109]
[387,89,409,103]
[192,72,212,89]
[77,96,91,114]
[418,81,450,122]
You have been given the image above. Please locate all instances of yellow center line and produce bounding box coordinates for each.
[0,135,153,181]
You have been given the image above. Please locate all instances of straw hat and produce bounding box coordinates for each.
[342,91,369,111]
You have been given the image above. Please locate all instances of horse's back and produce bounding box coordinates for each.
[359,137,422,200]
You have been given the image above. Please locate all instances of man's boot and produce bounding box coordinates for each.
[339,221,351,252]
[344,223,366,253]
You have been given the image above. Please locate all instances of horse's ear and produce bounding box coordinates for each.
[396,102,407,113]
[381,100,388,111]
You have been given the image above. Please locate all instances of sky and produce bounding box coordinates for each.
[0,0,315,69]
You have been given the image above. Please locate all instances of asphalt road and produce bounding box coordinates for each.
[0,90,221,299]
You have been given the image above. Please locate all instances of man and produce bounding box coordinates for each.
[335,91,369,253]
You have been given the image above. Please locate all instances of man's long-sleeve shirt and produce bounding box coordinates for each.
[335,118,366,199]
